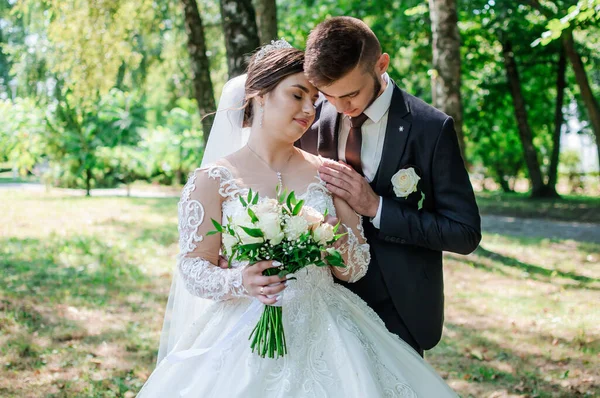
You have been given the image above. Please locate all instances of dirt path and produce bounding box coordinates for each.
[482,214,600,243]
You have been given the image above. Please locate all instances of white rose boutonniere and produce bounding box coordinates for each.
[391,167,426,210]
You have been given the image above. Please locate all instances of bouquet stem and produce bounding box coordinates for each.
[249,305,286,358]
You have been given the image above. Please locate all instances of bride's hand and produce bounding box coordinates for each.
[242,260,287,305]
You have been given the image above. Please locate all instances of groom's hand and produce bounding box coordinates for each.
[319,160,380,218]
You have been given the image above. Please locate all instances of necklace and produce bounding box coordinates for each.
[246,144,295,193]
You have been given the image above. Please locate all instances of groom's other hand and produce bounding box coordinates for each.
[319,159,380,217]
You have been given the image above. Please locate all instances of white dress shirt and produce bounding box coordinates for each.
[337,73,394,229]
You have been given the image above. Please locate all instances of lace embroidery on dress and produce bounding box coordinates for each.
[178,257,247,301]
[176,166,248,301]
[336,222,370,283]
[178,170,205,255]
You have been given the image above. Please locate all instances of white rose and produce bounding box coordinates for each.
[284,215,309,241]
[313,223,335,246]
[257,212,284,245]
[300,206,324,230]
[222,233,237,255]
[237,228,263,245]
[232,210,253,228]
[391,167,420,198]
[252,198,280,218]
[232,211,262,245]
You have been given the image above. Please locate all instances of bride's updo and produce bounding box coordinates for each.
[243,47,304,127]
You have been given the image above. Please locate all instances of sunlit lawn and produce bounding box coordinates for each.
[1,189,598,397]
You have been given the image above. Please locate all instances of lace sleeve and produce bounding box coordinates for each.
[177,168,248,301]
[331,197,370,283]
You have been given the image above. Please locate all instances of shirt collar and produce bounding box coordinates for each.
[363,73,393,123]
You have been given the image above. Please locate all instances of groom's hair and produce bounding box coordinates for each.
[305,16,381,87]
[242,48,305,127]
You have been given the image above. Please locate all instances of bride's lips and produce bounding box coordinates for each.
[294,118,309,128]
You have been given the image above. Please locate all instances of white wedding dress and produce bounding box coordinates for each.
[138,162,457,398]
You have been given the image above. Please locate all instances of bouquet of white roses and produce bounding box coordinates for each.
[208,188,346,358]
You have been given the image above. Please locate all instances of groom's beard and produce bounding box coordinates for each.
[365,73,382,111]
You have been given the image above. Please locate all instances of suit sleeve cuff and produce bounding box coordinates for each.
[370,196,383,229]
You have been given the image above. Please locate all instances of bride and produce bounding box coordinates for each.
[138,42,457,397]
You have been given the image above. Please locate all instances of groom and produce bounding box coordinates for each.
[298,17,481,356]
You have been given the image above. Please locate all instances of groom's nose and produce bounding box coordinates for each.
[331,98,352,114]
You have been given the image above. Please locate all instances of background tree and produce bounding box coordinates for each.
[181,0,216,144]
[219,0,260,78]
[529,0,600,175]
[253,0,278,44]
[428,0,466,164]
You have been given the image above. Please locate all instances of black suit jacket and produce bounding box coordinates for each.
[297,83,481,350]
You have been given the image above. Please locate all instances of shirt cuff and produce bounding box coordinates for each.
[370,196,383,229]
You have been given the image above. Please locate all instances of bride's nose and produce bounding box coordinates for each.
[302,100,316,116]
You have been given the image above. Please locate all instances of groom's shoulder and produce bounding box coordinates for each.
[393,87,450,126]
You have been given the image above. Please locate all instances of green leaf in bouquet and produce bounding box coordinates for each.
[206,230,218,236]
[325,249,346,268]
[247,208,259,223]
[239,196,248,208]
[286,191,296,212]
[247,189,253,206]
[252,191,260,205]
[239,242,264,251]
[332,232,348,242]
[314,260,326,267]
[227,248,237,268]
[323,208,329,218]
[211,218,224,232]
[277,187,288,204]
[292,199,305,216]
[332,221,341,233]
[277,269,290,278]
[240,226,264,238]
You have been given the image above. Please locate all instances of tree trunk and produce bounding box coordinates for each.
[428,0,467,167]
[495,171,512,193]
[85,167,92,197]
[0,25,10,90]
[500,38,546,196]
[563,30,600,176]
[253,0,277,45]
[181,0,216,145]
[547,47,566,194]
[219,0,261,78]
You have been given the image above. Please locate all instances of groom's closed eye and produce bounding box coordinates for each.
[322,91,360,100]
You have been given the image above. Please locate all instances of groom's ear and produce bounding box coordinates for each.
[375,53,390,75]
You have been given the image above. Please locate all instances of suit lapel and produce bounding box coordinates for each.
[375,85,412,193]
[317,101,340,160]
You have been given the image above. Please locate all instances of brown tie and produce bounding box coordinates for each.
[346,113,369,176]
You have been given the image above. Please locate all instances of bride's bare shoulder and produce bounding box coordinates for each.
[296,149,325,170]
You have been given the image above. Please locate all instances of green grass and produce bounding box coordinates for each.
[0,171,38,184]
[0,188,598,397]
[476,191,600,223]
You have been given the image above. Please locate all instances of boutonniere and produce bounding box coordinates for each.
[391,166,426,210]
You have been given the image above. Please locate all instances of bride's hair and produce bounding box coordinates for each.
[242,48,304,127]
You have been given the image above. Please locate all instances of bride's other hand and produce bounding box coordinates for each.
[242,260,287,305]
[218,255,229,269]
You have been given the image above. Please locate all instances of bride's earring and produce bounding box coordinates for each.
[259,103,264,127]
